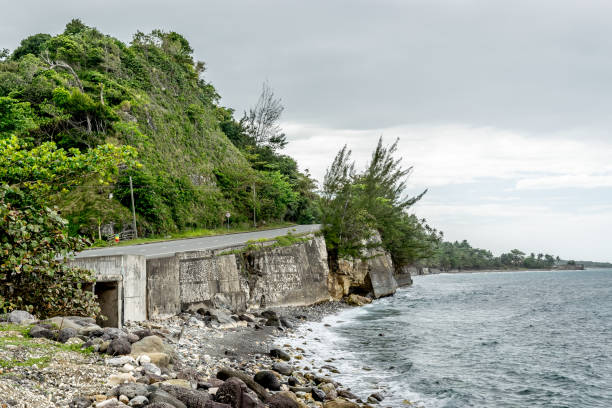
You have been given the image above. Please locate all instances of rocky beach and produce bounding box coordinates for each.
[0,300,388,408]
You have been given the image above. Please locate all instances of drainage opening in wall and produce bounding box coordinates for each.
[95,281,120,328]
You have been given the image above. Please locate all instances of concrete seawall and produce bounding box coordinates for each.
[72,233,408,327]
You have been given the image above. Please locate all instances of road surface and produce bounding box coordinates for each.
[76,224,321,259]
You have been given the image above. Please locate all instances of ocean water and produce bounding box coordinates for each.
[280,269,612,407]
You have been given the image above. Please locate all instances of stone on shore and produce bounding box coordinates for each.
[107,337,132,356]
[346,294,371,306]
[270,348,291,361]
[272,362,293,376]
[253,370,281,391]
[6,310,36,324]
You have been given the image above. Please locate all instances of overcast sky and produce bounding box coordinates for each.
[3,0,611,262]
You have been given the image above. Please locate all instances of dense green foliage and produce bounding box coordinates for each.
[426,240,562,271]
[1,20,317,238]
[321,138,441,269]
[0,135,136,317]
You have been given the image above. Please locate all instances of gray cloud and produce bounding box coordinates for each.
[3,0,612,135]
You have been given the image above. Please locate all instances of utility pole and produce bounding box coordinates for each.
[252,182,257,228]
[129,175,138,239]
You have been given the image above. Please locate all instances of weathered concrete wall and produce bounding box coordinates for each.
[178,251,248,313]
[244,236,330,309]
[146,256,180,319]
[70,254,146,325]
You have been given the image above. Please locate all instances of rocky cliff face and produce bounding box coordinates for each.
[327,233,400,300]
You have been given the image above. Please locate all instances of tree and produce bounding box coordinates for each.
[0,135,137,317]
[243,81,287,151]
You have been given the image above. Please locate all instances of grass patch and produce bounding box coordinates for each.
[219,230,312,255]
[90,222,296,247]
[0,356,50,369]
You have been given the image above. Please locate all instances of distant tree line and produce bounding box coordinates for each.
[425,240,563,271]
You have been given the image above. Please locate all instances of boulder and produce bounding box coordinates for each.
[261,310,277,320]
[7,310,36,324]
[203,402,231,408]
[270,392,307,408]
[129,396,149,407]
[266,394,299,408]
[272,362,293,376]
[104,327,128,339]
[149,390,187,408]
[131,335,165,355]
[269,349,291,361]
[346,294,371,307]
[29,325,55,340]
[323,399,360,408]
[142,362,162,376]
[160,384,211,407]
[214,377,264,408]
[147,403,177,408]
[253,371,280,391]
[369,392,383,402]
[107,337,132,356]
[336,390,358,400]
[311,388,326,402]
[279,317,293,329]
[58,327,78,343]
[44,316,96,330]
[208,309,234,325]
[132,329,153,340]
[108,383,150,399]
[320,383,337,399]
[265,317,281,327]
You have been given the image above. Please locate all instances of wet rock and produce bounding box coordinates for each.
[149,390,187,408]
[279,317,293,329]
[238,314,255,323]
[29,325,54,340]
[107,337,132,356]
[346,294,371,306]
[203,402,231,408]
[269,349,290,361]
[253,371,280,391]
[69,396,93,408]
[369,392,383,402]
[336,390,358,400]
[311,388,326,402]
[58,327,78,343]
[323,399,360,408]
[265,317,281,327]
[272,362,293,376]
[287,377,299,386]
[320,383,337,399]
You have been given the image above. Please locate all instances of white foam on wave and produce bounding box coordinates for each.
[277,302,447,407]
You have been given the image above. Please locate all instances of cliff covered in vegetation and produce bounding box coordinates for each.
[0,19,317,238]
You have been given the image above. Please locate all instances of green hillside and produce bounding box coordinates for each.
[0,20,317,237]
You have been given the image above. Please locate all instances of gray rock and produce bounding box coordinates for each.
[208,309,234,325]
[160,384,210,407]
[146,404,176,408]
[129,395,149,407]
[203,402,231,408]
[127,333,140,343]
[109,383,150,399]
[107,337,132,356]
[272,363,293,376]
[142,362,162,376]
[253,371,280,391]
[261,310,278,320]
[266,394,298,408]
[269,349,290,361]
[68,396,92,408]
[369,392,383,402]
[104,327,128,339]
[279,317,293,329]
[149,390,187,408]
[311,388,326,402]
[265,317,281,327]
[7,310,36,324]
[29,325,55,340]
[58,327,78,343]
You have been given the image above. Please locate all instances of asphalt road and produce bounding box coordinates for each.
[76,224,321,259]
